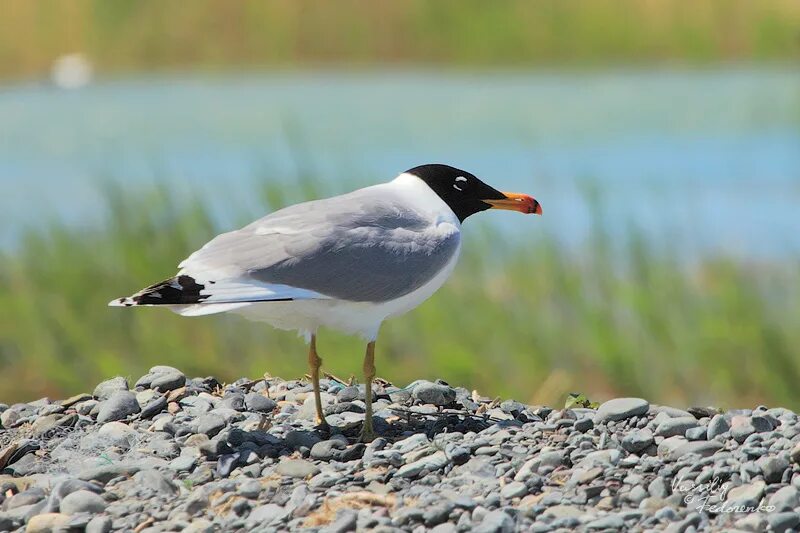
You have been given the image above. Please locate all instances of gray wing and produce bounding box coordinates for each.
[179,186,461,303]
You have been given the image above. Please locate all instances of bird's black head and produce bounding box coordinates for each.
[406,164,542,222]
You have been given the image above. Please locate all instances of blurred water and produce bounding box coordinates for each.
[1,68,798,258]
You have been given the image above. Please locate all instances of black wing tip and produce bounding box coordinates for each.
[119,275,211,306]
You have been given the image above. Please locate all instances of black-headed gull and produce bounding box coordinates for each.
[111,164,541,440]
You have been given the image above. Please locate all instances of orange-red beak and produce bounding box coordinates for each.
[484,192,542,215]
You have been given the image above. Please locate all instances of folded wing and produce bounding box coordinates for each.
[111,186,461,308]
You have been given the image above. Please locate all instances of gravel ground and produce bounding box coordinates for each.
[1,367,800,532]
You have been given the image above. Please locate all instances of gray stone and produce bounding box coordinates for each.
[85,515,112,533]
[657,436,688,459]
[654,416,699,437]
[285,430,322,449]
[75,399,99,416]
[4,488,45,509]
[244,392,277,413]
[197,413,226,436]
[474,509,513,533]
[756,455,789,484]
[311,439,346,461]
[412,382,456,406]
[221,393,245,411]
[725,480,766,507]
[199,438,232,459]
[586,515,624,530]
[96,391,140,423]
[185,492,210,515]
[595,398,649,422]
[0,408,20,428]
[322,509,358,533]
[134,469,178,495]
[574,417,594,433]
[730,415,771,443]
[768,512,800,533]
[648,477,670,499]
[336,386,361,403]
[544,504,583,519]
[238,479,263,499]
[78,464,140,484]
[169,454,197,472]
[92,376,128,401]
[621,428,654,453]
[140,395,168,419]
[276,458,320,478]
[769,486,800,511]
[248,503,290,525]
[650,405,694,418]
[685,426,707,440]
[31,414,62,437]
[707,414,730,439]
[396,451,450,478]
[500,481,527,499]
[393,506,424,526]
[150,371,186,392]
[752,414,775,431]
[790,442,800,465]
[423,502,456,527]
[59,490,106,514]
[668,440,723,460]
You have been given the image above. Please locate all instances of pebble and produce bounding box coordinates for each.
[244,392,277,413]
[276,458,320,478]
[654,416,699,437]
[196,413,226,436]
[248,503,290,525]
[96,391,140,423]
[412,381,456,406]
[500,481,527,499]
[768,512,800,533]
[706,414,730,439]
[92,376,129,401]
[770,486,800,511]
[150,370,187,392]
[621,428,654,453]
[85,515,112,533]
[8,374,800,532]
[595,398,649,422]
[140,395,168,419]
[573,417,594,433]
[756,455,789,483]
[1,408,21,428]
[59,490,107,514]
[725,480,766,506]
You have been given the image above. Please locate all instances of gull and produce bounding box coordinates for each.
[110,164,541,440]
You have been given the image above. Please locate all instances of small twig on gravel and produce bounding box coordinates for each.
[323,372,349,386]
[134,517,154,532]
[388,407,507,424]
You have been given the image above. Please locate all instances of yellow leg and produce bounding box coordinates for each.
[360,341,376,442]
[308,334,328,429]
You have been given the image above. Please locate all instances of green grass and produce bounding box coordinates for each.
[2,0,799,80]
[1,178,799,410]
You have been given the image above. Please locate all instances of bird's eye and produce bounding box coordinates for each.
[453,176,468,191]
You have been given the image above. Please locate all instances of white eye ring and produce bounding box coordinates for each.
[453,176,467,191]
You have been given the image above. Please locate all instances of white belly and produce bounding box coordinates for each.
[232,241,461,341]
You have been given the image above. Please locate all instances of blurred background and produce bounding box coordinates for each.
[1,0,799,409]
